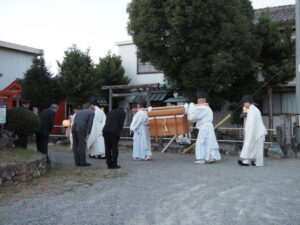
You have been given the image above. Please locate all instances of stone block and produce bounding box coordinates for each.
[20,174,27,182]
[268,143,284,159]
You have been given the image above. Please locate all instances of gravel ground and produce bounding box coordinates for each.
[0,149,300,225]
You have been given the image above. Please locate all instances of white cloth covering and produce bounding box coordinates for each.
[188,103,221,161]
[87,106,106,157]
[240,104,267,166]
[130,109,152,159]
[68,113,76,150]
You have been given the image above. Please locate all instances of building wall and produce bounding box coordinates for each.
[117,42,165,85]
[0,48,36,89]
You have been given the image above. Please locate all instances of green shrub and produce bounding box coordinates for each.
[6,107,40,137]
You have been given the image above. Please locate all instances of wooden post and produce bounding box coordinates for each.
[109,88,112,112]
[159,136,163,148]
[278,115,293,157]
[161,135,176,153]
[268,86,273,142]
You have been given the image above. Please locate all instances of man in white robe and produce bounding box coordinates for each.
[87,102,106,158]
[130,99,152,160]
[188,92,221,164]
[238,95,267,166]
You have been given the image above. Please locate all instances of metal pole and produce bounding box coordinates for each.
[296,0,300,142]
[109,88,112,112]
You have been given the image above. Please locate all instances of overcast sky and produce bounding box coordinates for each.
[0,0,296,74]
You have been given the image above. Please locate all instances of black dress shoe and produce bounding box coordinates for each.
[251,161,256,166]
[89,155,96,159]
[238,160,249,166]
[109,165,121,169]
[80,163,91,167]
[97,155,107,159]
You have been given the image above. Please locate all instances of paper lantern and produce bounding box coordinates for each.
[62,119,70,127]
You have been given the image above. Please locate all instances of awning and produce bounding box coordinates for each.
[95,98,108,107]
[132,91,168,102]
[164,97,188,103]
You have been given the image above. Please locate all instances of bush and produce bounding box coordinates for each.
[6,107,40,143]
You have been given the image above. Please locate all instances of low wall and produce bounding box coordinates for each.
[0,155,47,186]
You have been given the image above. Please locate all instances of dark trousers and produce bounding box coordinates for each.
[72,130,88,166]
[36,133,50,162]
[15,134,28,149]
[103,132,120,168]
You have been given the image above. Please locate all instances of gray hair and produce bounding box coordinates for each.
[50,104,59,110]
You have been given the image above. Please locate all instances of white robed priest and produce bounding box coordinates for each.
[87,99,106,159]
[238,95,267,166]
[188,92,221,164]
[130,98,152,160]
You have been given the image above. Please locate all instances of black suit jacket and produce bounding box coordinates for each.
[38,108,56,136]
[103,108,126,137]
[72,109,95,136]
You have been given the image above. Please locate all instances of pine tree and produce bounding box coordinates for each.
[59,45,96,104]
[22,56,63,110]
[94,52,130,107]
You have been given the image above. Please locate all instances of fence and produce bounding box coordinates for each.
[52,125,275,145]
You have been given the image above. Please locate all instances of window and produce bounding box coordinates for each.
[137,58,161,74]
[263,92,296,115]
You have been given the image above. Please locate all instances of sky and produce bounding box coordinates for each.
[0,0,296,74]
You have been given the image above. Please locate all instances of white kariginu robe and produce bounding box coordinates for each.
[87,106,106,157]
[240,104,267,166]
[188,103,221,161]
[130,109,152,159]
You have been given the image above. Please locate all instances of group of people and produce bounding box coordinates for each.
[35,91,267,168]
[187,92,267,167]
[71,97,126,169]
[127,91,267,167]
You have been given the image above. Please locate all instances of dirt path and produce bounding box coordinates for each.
[0,148,300,225]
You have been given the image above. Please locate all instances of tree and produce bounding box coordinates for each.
[255,12,295,139]
[94,52,130,105]
[59,45,96,104]
[22,56,64,110]
[127,0,259,110]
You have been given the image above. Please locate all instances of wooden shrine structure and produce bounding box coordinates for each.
[101,83,160,111]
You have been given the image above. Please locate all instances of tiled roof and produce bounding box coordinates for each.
[254,4,295,24]
[94,98,108,107]
[132,91,168,102]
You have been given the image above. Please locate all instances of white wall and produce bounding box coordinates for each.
[117,42,165,85]
[0,48,36,89]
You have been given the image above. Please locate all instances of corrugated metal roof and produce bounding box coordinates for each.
[132,92,168,102]
[164,97,188,103]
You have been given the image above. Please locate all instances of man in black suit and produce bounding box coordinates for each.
[72,106,95,166]
[103,107,126,169]
[36,104,58,163]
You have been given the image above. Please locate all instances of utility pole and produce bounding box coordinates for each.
[296,0,300,142]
